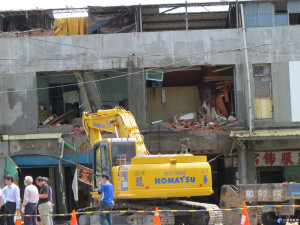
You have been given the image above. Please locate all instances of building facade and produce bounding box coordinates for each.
[1,0,300,213]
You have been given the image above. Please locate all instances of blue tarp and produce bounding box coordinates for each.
[11,154,93,168]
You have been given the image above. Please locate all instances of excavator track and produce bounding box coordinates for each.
[172,200,223,225]
[78,200,223,225]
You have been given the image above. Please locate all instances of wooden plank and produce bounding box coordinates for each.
[223,86,229,103]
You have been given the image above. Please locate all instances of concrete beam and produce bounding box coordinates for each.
[143,130,233,155]
[143,12,228,22]
[143,20,227,30]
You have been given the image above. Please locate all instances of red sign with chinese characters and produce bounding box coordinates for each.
[255,151,298,166]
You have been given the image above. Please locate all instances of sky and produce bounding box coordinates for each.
[1,0,229,17]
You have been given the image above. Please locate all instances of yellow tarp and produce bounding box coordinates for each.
[53,17,87,36]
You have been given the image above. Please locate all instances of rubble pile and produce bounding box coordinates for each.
[164,112,237,131]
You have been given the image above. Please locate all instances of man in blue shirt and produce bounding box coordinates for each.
[98,174,113,225]
[0,186,6,225]
[2,175,20,225]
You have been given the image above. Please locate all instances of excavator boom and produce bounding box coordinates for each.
[82,106,150,155]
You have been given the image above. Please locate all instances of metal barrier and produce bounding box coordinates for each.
[1,205,300,217]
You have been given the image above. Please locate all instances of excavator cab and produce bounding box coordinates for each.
[93,138,137,189]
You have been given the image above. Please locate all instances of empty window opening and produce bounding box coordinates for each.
[146,65,236,130]
[37,70,127,127]
[289,1,300,25]
[258,167,283,183]
[253,64,273,120]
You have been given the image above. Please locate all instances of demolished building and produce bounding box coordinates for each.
[1,0,300,215]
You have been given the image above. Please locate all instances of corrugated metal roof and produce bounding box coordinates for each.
[230,129,300,139]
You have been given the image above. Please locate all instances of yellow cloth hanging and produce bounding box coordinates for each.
[53,17,87,36]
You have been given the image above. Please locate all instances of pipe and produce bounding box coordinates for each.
[139,4,143,32]
[236,0,239,28]
[185,1,188,30]
[240,4,253,133]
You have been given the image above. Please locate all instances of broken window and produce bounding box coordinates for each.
[289,1,300,25]
[275,2,288,26]
[146,65,236,130]
[253,64,273,120]
[244,3,273,27]
[37,72,81,126]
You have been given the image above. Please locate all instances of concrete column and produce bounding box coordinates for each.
[127,56,147,130]
[239,148,248,184]
[54,167,67,213]
[246,141,257,184]
[49,168,57,213]
[238,141,256,184]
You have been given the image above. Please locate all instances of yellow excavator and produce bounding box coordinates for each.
[82,106,222,225]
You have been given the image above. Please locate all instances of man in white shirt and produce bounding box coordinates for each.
[23,176,39,225]
[0,187,6,225]
[2,175,20,225]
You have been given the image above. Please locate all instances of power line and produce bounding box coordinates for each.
[0,52,221,95]
[1,34,300,63]
[1,33,300,92]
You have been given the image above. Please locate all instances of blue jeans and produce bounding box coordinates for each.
[99,202,113,225]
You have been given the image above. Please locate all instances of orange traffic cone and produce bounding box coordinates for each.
[241,204,250,225]
[70,210,78,225]
[153,207,162,225]
[15,211,22,225]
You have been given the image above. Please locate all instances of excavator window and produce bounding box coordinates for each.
[93,141,112,189]
[110,140,136,166]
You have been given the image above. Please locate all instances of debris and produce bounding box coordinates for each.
[216,94,229,117]
[169,112,197,124]
[179,113,196,120]
[227,115,237,122]
[42,115,57,126]
[165,111,237,131]
[213,108,227,125]
[48,108,80,125]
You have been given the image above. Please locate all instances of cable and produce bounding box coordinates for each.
[2,33,300,93]
[0,60,207,95]
[1,36,300,66]
[19,33,300,57]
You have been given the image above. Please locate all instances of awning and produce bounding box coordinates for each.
[2,133,62,141]
[11,154,93,168]
[230,129,300,140]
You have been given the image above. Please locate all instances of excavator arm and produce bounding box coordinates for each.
[82,106,150,156]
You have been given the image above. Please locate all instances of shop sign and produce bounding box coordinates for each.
[77,165,93,186]
[255,151,300,167]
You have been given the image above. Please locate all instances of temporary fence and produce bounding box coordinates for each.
[1,204,300,217]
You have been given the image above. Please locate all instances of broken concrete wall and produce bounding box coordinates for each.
[0,26,299,140]
[143,129,233,155]
[0,72,38,135]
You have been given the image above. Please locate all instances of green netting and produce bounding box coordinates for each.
[5,156,19,182]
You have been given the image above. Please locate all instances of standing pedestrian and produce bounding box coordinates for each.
[42,177,53,225]
[2,175,20,225]
[98,174,113,225]
[35,177,51,225]
[0,186,6,225]
[23,176,39,225]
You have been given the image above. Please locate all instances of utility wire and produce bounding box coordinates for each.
[2,31,300,61]
[1,33,300,92]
